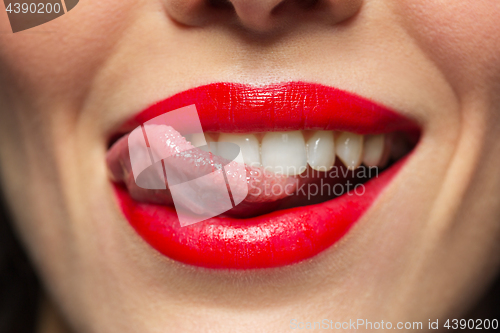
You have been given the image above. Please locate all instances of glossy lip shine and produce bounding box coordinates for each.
[111,82,419,269]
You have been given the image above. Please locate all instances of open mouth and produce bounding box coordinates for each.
[106,82,420,269]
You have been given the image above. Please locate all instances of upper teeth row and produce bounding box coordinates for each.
[189,131,390,176]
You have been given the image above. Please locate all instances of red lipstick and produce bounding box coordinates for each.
[123,82,417,135]
[109,82,419,269]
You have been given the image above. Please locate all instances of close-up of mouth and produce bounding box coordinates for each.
[105,82,421,269]
[3,1,500,331]
[5,0,500,329]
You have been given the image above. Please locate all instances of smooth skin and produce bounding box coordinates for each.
[1,0,500,332]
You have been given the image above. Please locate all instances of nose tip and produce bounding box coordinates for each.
[165,0,363,33]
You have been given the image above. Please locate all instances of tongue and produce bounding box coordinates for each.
[106,125,300,223]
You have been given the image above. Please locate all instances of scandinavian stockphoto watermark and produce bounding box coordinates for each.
[245,164,378,201]
[4,0,79,33]
[128,105,378,227]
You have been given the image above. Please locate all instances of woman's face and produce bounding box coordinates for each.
[1,0,500,332]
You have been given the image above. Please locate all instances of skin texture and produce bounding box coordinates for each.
[0,0,500,332]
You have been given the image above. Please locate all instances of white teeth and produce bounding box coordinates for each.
[191,133,216,154]
[190,133,207,150]
[261,131,308,176]
[306,131,336,172]
[205,134,218,155]
[362,134,386,167]
[187,130,408,172]
[335,132,364,170]
[218,133,261,168]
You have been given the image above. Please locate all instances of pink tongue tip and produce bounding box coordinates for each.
[107,124,299,226]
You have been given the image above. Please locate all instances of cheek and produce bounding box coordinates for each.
[395,0,500,95]
[0,0,137,107]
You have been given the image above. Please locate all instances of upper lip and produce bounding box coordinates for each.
[115,81,419,137]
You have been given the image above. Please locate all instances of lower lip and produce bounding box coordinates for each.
[113,158,406,269]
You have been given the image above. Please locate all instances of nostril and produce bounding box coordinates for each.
[207,0,234,10]
[165,0,363,32]
[271,0,320,16]
[297,0,321,10]
[299,0,320,9]
[270,0,289,16]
